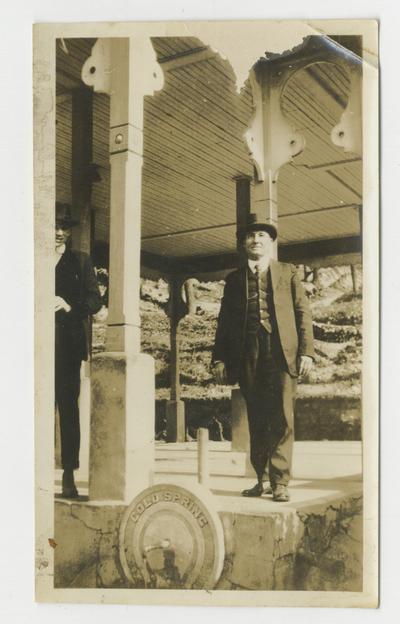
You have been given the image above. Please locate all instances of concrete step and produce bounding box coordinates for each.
[154,472,362,513]
[54,440,362,495]
[155,440,362,480]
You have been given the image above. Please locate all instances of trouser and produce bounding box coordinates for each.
[55,353,81,470]
[239,327,297,488]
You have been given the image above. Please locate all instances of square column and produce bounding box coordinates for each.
[246,64,306,261]
[81,38,164,502]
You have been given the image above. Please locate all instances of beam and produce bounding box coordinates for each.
[279,235,361,264]
[141,250,180,275]
[301,157,361,171]
[141,250,239,276]
[141,221,236,242]
[141,203,360,245]
[140,236,361,277]
[279,204,361,219]
[159,47,216,72]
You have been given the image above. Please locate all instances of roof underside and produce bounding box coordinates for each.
[56,36,362,272]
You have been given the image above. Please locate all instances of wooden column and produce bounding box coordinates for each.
[81,38,164,502]
[184,278,197,316]
[232,62,306,474]
[235,176,251,234]
[70,88,94,483]
[235,176,251,264]
[105,40,141,354]
[71,88,93,254]
[166,277,187,443]
[246,65,306,260]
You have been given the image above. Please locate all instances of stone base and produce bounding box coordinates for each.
[54,476,362,591]
[217,483,363,591]
[89,352,155,502]
[54,499,126,588]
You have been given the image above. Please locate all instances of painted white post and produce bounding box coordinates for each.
[232,61,306,475]
[246,65,306,260]
[81,38,164,502]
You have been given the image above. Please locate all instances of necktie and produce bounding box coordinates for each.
[254,264,260,289]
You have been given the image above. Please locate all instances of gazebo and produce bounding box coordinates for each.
[54,29,363,503]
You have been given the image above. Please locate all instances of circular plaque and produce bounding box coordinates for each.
[119,482,225,589]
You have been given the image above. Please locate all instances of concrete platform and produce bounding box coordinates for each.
[53,441,363,591]
[155,440,362,480]
[155,473,362,513]
[55,440,362,496]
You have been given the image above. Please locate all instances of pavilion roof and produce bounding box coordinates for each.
[56,36,362,276]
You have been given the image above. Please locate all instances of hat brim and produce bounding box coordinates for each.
[237,222,278,241]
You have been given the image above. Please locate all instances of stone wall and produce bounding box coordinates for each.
[54,491,362,591]
[155,397,361,441]
[218,494,363,591]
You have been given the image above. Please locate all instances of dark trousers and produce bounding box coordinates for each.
[239,327,297,487]
[55,352,81,470]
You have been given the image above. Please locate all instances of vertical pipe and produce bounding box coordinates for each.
[166,277,186,442]
[197,427,210,487]
[184,278,197,316]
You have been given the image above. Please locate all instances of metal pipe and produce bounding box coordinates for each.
[197,428,209,487]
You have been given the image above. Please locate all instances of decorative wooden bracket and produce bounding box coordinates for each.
[331,63,362,156]
[81,37,164,98]
[79,37,165,354]
[81,39,112,94]
[245,67,306,183]
[243,36,364,180]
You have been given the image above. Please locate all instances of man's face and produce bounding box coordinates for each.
[55,223,71,247]
[244,229,273,260]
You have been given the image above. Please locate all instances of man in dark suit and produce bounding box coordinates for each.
[212,213,314,502]
[55,203,102,498]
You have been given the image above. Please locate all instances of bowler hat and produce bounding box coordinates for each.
[237,213,278,241]
[56,202,79,228]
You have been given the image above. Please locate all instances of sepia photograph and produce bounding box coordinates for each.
[33,18,379,607]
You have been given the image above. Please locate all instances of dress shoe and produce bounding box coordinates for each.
[242,482,273,497]
[272,484,290,502]
[62,469,78,499]
[61,486,79,499]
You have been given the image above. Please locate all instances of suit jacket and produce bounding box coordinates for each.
[55,248,102,362]
[212,260,315,382]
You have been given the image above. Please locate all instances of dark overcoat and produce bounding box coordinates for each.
[55,249,102,362]
[212,259,315,383]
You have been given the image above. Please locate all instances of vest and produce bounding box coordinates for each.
[246,267,276,335]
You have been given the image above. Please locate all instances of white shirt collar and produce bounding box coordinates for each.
[248,257,270,273]
[55,244,66,265]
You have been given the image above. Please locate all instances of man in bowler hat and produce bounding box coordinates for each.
[55,202,102,498]
[212,213,314,501]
